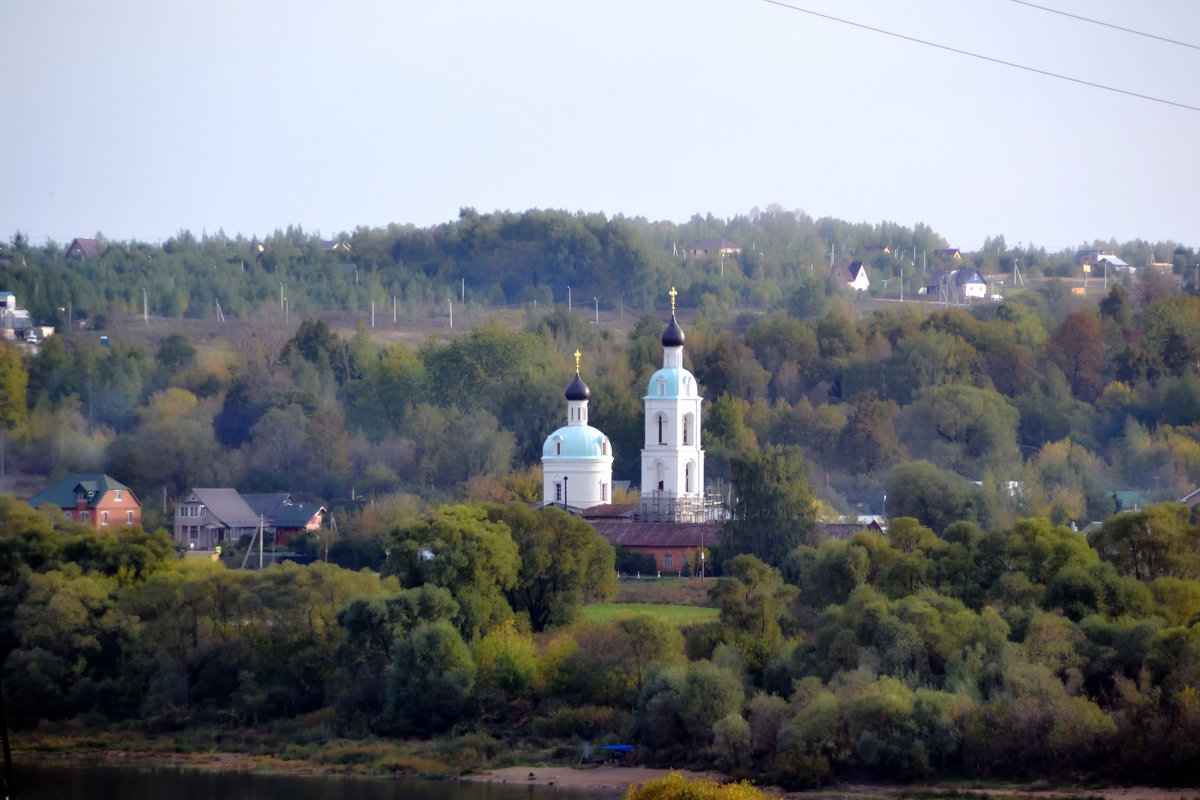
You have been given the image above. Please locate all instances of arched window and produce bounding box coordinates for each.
[685,462,692,493]
[655,461,665,492]
[682,414,691,445]
[657,377,666,396]
[554,436,562,455]
[601,438,608,455]
[657,413,666,444]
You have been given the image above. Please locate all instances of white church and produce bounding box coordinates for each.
[542,288,720,523]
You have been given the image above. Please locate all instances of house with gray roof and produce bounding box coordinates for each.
[242,492,326,546]
[174,488,261,551]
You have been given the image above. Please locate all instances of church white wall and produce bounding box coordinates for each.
[543,457,613,508]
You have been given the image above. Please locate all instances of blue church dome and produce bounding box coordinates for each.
[542,425,611,459]
[646,366,696,398]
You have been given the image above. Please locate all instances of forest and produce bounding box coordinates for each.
[1,210,1199,786]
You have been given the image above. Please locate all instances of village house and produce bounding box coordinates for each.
[687,238,742,258]
[833,261,870,292]
[28,473,142,529]
[65,238,100,258]
[174,488,261,551]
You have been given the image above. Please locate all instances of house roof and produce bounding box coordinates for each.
[1180,487,1200,505]
[925,268,985,287]
[833,261,868,283]
[274,503,325,528]
[67,238,100,256]
[590,520,719,549]
[29,473,137,509]
[933,248,962,258]
[241,492,293,520]
[582,503,636,520]
[184,488,261,529]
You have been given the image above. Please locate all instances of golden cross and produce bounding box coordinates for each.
[669,286,678,314]
[574,349,581,373]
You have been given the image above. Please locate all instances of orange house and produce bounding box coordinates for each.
[28,473,142,529]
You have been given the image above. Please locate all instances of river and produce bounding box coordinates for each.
[14,762,620,800]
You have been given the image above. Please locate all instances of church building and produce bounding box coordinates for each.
[640,287,705,501]
[541,350,613,509]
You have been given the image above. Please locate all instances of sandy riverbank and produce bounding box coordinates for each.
[470,767,1198,800]
[469,765,723,791]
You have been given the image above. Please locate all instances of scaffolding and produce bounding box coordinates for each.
[634,491,726,523]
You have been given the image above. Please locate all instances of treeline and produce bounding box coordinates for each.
[2,492,1198,785]
[4,271,1200,546]
[3,209,1196,328]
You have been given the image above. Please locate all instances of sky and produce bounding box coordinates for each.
[4,0,1199,253]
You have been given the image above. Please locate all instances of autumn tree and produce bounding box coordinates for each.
[724,445,817,567]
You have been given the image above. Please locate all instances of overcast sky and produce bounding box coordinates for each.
[4,0,1198,253]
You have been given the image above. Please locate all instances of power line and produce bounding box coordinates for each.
[757,0,1200,113]
[1009,0,1200,52]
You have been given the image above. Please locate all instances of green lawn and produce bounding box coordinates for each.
[579,602,719,627]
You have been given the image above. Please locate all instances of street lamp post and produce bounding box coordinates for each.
[567,285,571,311]
[593,297,598,324]
[279,282,284,310]
[448,298,453,329]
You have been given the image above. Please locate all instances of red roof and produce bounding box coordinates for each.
[67,238,100,257]
[590,521,719,549]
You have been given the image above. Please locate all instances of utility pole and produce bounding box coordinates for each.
[593,297,598,324]
[447,298,453,329]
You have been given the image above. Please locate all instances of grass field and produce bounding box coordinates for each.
[579,602,719,627]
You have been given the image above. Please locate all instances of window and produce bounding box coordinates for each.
[657,377,666,396]
[127,511,134,525]
[663,554,674,568]
[190,528,198,540]
[685,463,692,493]
[555,438,562,455]
[602,483,609,502]
[601,439,608,455]
[555,483,562,502]
[81,511,90,522]
[682,414,690,445]
[656,413,666,444]
[114,489,122,501]
[101,511,109,526]
[64,511,72,520]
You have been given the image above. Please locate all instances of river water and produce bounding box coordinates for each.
[14,762,620,800]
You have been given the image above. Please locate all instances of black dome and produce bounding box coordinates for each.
[661,315,686,347]
[565,372,591,400]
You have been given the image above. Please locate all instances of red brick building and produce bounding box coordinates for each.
[29,473,142,529]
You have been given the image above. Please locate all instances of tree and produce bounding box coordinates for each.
[385,620,475,734]
[723,445,816,566]
[488,504,616,631]
[0,342,27,474]
[1090,503,1200,581]
[1044,312,1105,401]
[901,384,1020,476]
[383,504,519,641]
[709,554,797,672]
[838,393,906,474]
[884,460,989,534]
